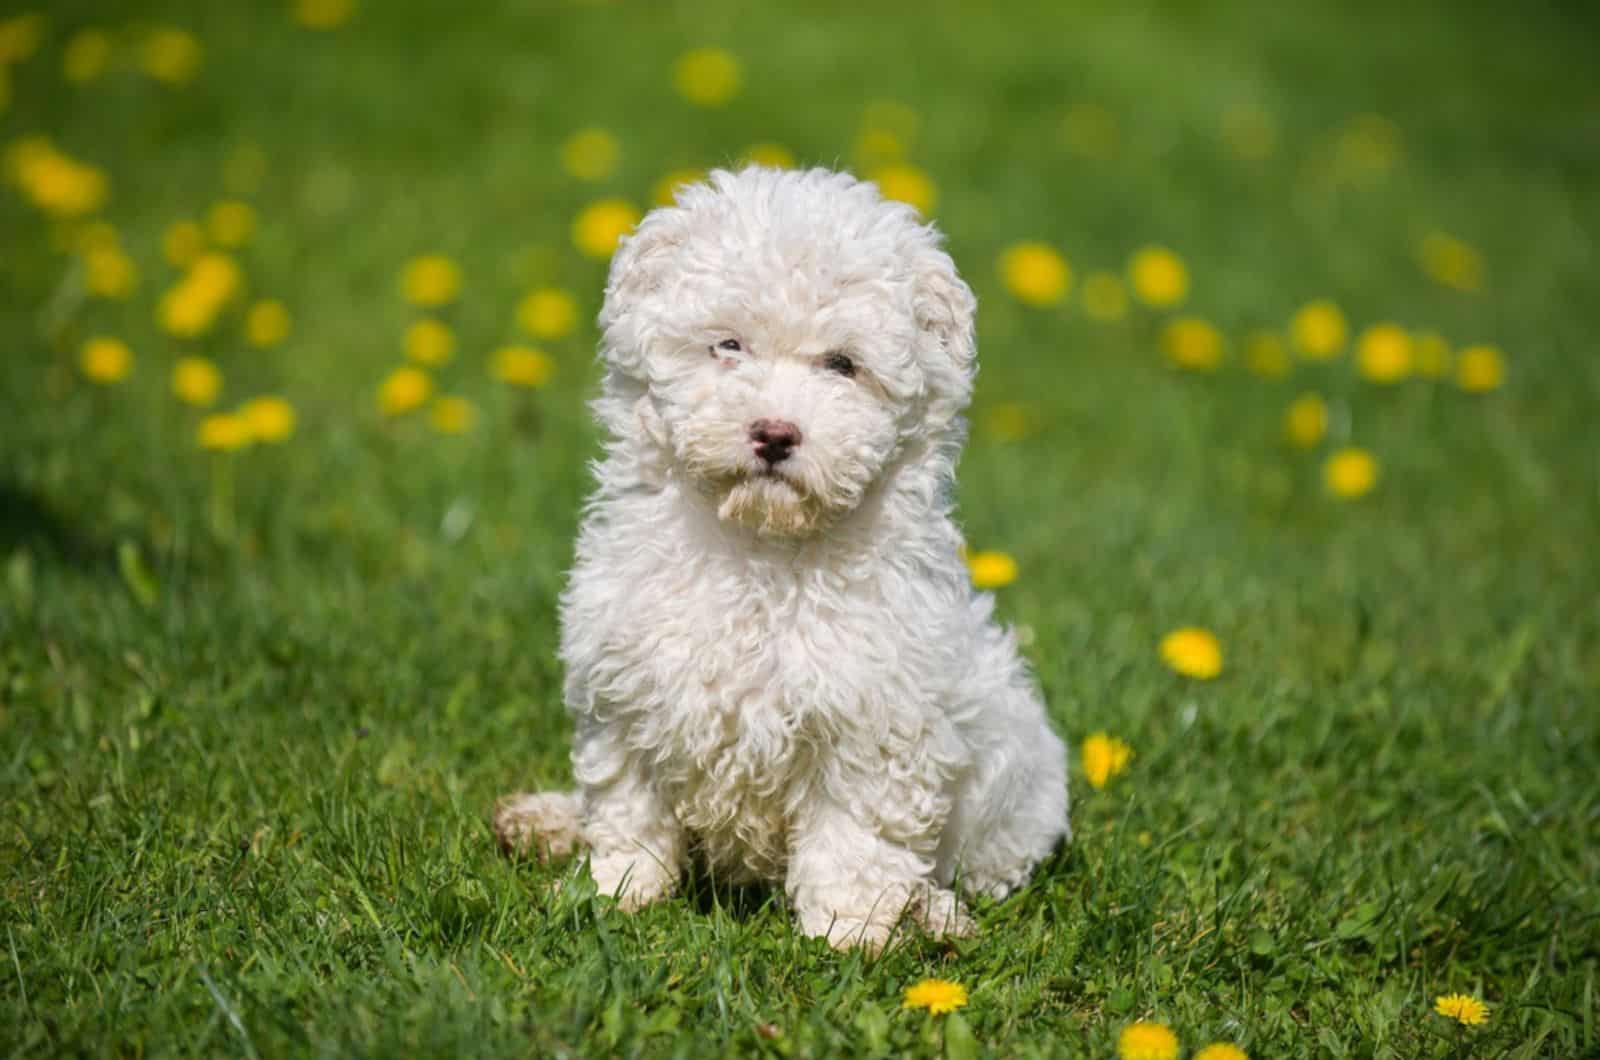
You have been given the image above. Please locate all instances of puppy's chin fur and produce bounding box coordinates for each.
[715,475,826,537]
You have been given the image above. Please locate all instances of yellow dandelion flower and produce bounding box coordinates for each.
[196,412,252,452]
[1413,331,1451,378]
[1355,323,1412,384]
[1195,1044,1250,1060]
[999,242,1071,307]
[3,135,52,181]
[982,401,1037,442]
[1290,299,1347,360]
[206,200,257,248]
[171,355,223,407]
[83,245,138,299]
[561,127,620,182]
[377,365,432,415]
[1161,317,1224,372]
[223,142,268,196]
[429,395,477,434]
[901,979,967,1015]
[63,29,113,83]
[401,254,461,307]
[1080,732,1132,790]
[517,288,579,341]
[572,198,640,260]
[1284,392,1328,448]
[293,0,358,30]
[853,127,906,167]
[652,167,704,206]
[79,336,132,384]
[742,142,796,169]
[0,13,44,64]
[245,299,291,348]
[140,27,203,85]
[1434,993,1489,1027]
[1118,1020,1179,1060]
[1160,627,1223,680]
[403,318,455,366]
[240,395,295,443]
[1417,231,1483,293]
[1324,447,1379,499]
[1081,270,1128,322]
[870,163,936,214]
[490,345,557,388]
[1063,102,1118,158]
[1455,344,1505,393]
[14,147,107,218]
[673,47,741,107]
[188,251,242,301]
[967,550,1018,590]
[1128,246,1189,308]
[1245,332,1290,377]
[163,219,207,267]
[1221,102,1277,160]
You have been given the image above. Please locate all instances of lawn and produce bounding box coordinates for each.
[3,1,1598,1056]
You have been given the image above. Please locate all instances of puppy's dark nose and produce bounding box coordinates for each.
[749,418,802,465]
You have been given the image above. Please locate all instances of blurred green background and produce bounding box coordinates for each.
[2,1,1597,1057]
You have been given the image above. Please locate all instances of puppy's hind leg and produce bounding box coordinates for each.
[493,790,585,862]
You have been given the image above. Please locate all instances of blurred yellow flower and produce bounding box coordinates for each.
[561,127,620,182]
[293,0,358,30]
[172,355,223,406]
[901,979,967,1015]
[11,141,107,217]
[83,244,138,299]
[870,163,936,214]
[63,29,112,83]
[1162,317,1224,372]
[1284,392,1328,448]
[1118,1020,1179,1060]
[197,412,252,452]
[1244,331,1290,376]
[245,299,291,348]
[999,242,1071,307]
[491,345,557,388]
[378,366,432,415]
[967,550,1018,589]
[1290,299,1347,360]
[652,167,704,206]
[1160,627,1223,680]
[1081,732,1132,790]
[1417,231,1483,292]
[79,336,132,384]
[0,13,44,64]
[1455,344,1505,393]
[853,127,906,167]
[1413,331,1451,377]
[401,254,461,307]
[1434,993,1489,1027]
[163,219,207,267]
[241,395,296,442]
[517,288,579,340]
[1355,323,1413,384]
[404,318,455,366]
[983,401,1038,442]
[572,198,640,260]
[1128,246,1188,308]
[1194,1045,1250,1060]
[1221,102,1277,160]
[140,27,203,85]
[1324,447,1379,499]
[1081,270,1128,322]
[1063,102,1118,158]
[206,200,256,248]
[673,47,741,106]
[430,395,477,434]
[1336,113,1400,175]
[157,252,242,338]
[742,143,795,169]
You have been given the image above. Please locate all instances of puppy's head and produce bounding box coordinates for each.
[597,166,975,537]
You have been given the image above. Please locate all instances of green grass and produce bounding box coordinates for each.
[3,1,1598,1056]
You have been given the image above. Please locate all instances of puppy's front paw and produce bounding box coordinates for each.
[589,851,677,912]
[493,791,584,862]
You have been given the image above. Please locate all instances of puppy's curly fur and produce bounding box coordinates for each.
[496,166,1070,950]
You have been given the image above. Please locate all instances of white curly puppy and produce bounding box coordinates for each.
[495,166,1069,950]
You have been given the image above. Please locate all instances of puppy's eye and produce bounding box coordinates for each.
[716,338,743,352]
[822,352,856,378]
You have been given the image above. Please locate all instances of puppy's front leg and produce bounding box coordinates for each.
[785,795,973,952]
[574,736,683,911]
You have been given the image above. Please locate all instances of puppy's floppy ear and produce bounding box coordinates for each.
[597,207,684,381]
[912,241,978,432]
